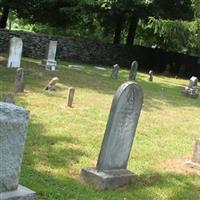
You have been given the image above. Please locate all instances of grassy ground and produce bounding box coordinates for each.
[0,55,200,200]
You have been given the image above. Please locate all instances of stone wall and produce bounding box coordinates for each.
[0,29,200,77]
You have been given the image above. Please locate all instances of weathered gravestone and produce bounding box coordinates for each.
[67,87,75,107]
[0,103,36,200]
[41,40,57,71]
[111,64,120,79]
[182,76,199,98]
[186,138,200,169]
[148,70,153,82]
[45,77,59,91]
[7,37,23,68]
[15,68,24,93]
[81,82,143,190]
[129,61,138,81]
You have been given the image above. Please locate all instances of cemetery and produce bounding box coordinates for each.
[1,1,200,199]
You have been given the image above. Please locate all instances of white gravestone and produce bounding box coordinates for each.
[0,103,36,200]
[42,40,57,71]
[81,82,143,190]
[7,37,23,68]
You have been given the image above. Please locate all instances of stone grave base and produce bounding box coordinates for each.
[81,168,135,190]
[0,185,36,200]
[185,160,200,170]
[41,59,57,71]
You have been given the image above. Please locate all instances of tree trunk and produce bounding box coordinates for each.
[113,14,124,45]
[0,6,10,29]
[126,13,139,46]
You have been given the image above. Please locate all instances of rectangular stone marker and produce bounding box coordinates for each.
[186,138,200,169]
[7,37,23,68]
[0,103,36,200]
[111,64,120,79]
[67,87,75,107]
[81,82,143,190]
[41,40,57,71]
[15,68,24,93]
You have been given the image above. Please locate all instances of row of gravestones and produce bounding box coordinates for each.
[7,37,57,71]
[0,81,143,200]
[1,82,200,200]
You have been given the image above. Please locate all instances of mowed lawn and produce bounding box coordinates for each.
[0,55,200,200]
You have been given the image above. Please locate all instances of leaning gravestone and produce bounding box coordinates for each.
[0,103,36,199]
[81,82,143,190]
[45,77,59,91]
[15,68,24,93]
[7,37,23,68]
[111,64,120,79]
[129,61,138,81]
[41,40,57,71]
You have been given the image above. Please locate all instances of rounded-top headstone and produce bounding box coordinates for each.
[0,103,29,192]
[97,82,143,170]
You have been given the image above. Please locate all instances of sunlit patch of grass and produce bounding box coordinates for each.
[1,55,200,200]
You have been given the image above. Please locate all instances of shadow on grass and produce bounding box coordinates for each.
[20,162,200,200]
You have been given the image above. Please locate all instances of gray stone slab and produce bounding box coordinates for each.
[0,103,29,192]
[68,65,85,70]
[129,61,138,81]
[97,82,143,170]
[94,66,107,71]
[81,168,135,190]
[0,185,36,200]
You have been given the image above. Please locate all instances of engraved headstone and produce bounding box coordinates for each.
[67,87,75,107]
[81,82,143,190]
[185,138,200,169]
[7,37,23,68]
[41,40,57,71]
[0,103,36,199]
[111,64,120,79]
[45,77,59,91]
[182,76,199,98]
[129,61,138,81]
[148,70,153,82]
[15,68,24,93]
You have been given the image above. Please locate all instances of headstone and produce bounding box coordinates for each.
[81,82,143,190]
[182,76,199,98]
[164,64,171,76]
[67,87,75,107]
[129,61,138,81]
[68,65,85,70]
[41,40,57,71]
[185,138,200,169]
[45,77,59,91]
[7,37,23,68]
[15,68,24,93]
[148,70,153,82]
[94,66,107,71]
[111,64,120,79]
[0,103,36,199]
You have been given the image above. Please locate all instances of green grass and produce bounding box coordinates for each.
[0,55,200,200]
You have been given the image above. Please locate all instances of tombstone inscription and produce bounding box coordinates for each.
[81,82,143,190]
[7,37,23,68]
